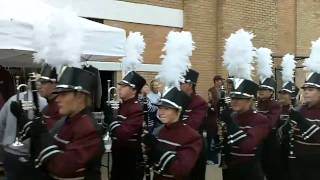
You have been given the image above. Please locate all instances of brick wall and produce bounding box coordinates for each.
[119,0,183,9]
[105,0,320,99]
[183,0,218,99]
[104,20,181,65]
[216,0,278,76]
[104,20,180,88]
[296,0,320,56]
[276,0,296,56]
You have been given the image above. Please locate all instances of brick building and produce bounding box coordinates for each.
[50,0,320,99]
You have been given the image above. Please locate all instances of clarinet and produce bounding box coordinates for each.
[29,73,41,160]
[141,96,151,180]
[288,105,296,159]
[217,86,229,168]
[288,122,296,159]
[29,73,40,117]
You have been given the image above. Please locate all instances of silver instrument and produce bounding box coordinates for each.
[107,80,120,111]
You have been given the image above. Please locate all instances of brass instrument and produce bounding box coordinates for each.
[104,80,120,151]
[107,80,120,111]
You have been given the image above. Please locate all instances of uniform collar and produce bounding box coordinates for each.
[122,97,138,104]
[236,109,254,118]
[66,108,90,123]
[164,120,183,129]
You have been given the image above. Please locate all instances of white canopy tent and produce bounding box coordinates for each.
[0,0,126,67]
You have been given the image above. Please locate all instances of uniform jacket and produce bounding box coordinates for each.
[111,97,144,151]
[225,110,270,167]
[293,104,320,160]
[45,109,104,179]
[43,99,61,130]
[153,121,202,180]
[109,97,145,180]
[280,105,290,122]
[183,94,208,131]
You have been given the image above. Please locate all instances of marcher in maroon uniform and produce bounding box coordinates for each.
[287,72,320,180]
[143,87,202,180]
[180,69,208,180]
[221,78,270,180]
[108,71,146,180]
[17,67,105,180]
[256,77,282,180]
[37,64,61,130]
[181,69,208,131]
[277,81,300,180]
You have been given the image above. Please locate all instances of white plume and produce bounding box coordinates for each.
[256,47,273,82]
[303,38,320,73]
[156,31,195,88]
[222,29,255,80]
[32,8,84,72]
[120,32,145,74]
[281,54,296,83]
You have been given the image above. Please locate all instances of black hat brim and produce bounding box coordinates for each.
[230,93,253,99]
[278,89,293,94]
[53,87,90,95]
[258,86,274,91]
[301,83,320,89]
[154,100,182,110]
[117,80,135,88]
[52,87,75,94]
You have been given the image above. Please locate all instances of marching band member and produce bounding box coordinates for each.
[255,48,282,180]
[37,64,61,130]
[143,87,202,180]
[107,32,147,180]
[180,69,208,180]
[221,29,270,180]
[181,69,208,131]
[108,71,146,180]
[277,54,299,180]
[14,67,105,180]
[17,9,105,179]
[142,31,202,180]
[288,38,320,180]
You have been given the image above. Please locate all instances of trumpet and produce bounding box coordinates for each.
[107,80,120,111]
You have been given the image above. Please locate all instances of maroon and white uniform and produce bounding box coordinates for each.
[222,109,270,180]
[257,99,283,180]
[42,99,61,130]
[288,104,320,180]
[152,121,202,180]
[183,94,208,131]
[109,97,144,180]
[36,109,104,180]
